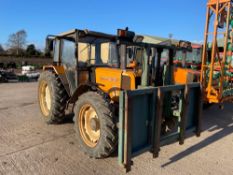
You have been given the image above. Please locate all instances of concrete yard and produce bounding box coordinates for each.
[0,82,232,175]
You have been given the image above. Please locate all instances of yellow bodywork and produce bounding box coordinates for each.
[43,65,136,102]
[95,68,136,101]
[173,67,196,84]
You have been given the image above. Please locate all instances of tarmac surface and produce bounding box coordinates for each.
[0,82,232,175]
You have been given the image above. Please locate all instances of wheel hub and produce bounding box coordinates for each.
[90,118,100,131]
[78,104,100,147]
[45,86,51,110]
[39,81,52,117]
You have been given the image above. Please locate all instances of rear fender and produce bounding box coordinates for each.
[69,83,101,104]
[43,65,65,75]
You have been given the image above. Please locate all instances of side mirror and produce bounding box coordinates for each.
[45,37,54,57]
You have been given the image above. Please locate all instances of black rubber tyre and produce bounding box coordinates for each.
[74,91,117,158]
[38,71,68,124]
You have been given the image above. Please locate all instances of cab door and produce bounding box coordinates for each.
[60,39,77,95]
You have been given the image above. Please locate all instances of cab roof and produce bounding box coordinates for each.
[57,29,116,41]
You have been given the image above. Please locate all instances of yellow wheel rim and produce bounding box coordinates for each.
[78,104,100,148]
[39,81,52,117]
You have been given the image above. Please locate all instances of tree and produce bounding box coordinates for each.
[26,44,37,56]
[0,44,4,54]
[7,30,27,55]
[26,44,43,56]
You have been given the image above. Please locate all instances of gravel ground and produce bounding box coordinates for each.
[0,82,232,175]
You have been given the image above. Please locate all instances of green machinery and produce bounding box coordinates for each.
[118,83,201,172]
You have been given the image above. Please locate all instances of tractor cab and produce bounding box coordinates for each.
[43,27,197,113]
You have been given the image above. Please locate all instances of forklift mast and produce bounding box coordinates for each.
[201,0,233,103]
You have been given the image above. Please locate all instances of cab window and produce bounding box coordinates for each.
[78,43,95,65]
[100,42,119,67]
[61,39,76,67]
[53,40,60,62]
[77,42,119,67]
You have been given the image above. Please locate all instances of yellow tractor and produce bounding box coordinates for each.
[38,28,200,169]
[38,0,233,172]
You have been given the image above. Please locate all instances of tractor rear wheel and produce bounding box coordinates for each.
[38,71,68,124]
[74,91,117,158]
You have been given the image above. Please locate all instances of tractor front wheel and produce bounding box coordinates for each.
[74,92,117,158]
